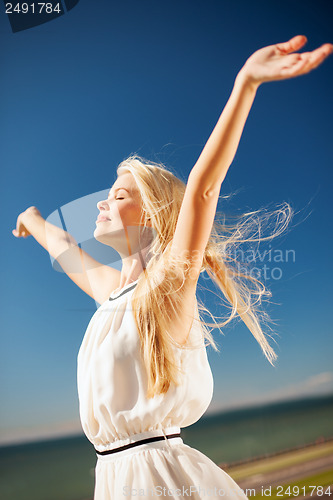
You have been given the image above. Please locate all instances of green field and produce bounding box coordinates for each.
[226,441,333,499]
[228,441,333,481]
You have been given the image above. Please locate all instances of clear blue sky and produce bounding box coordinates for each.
[1,0,332,445]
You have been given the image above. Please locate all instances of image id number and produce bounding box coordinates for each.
[5,3,61,14]
[276,485,332,496]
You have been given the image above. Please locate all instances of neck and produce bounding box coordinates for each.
[118,244,152,288]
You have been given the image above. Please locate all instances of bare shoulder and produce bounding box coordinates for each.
[84,264,121,305]
[98,267,122,302]
[58,242,122,305]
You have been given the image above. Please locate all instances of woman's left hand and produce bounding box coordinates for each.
[239,35,333,88]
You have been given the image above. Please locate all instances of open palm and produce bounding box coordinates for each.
[242,35,333,86]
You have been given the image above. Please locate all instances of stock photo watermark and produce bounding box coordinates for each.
[3,0,81,33]
[122,484,331,497]
[45,188,297,309]
[223,245,296,282]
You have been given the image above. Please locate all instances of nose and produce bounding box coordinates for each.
[97,199,108,211]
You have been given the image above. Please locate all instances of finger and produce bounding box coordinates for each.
[297,44,333,72]
[279,45,332,78]
[302,43,333,61]
[276,35,308,55]
[12,229,17,236]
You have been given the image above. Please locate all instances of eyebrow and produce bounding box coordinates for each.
[108,187,130,197]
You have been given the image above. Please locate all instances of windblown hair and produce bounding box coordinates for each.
[116,155,293,399]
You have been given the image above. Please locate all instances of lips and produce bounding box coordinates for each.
[97,215,111,222]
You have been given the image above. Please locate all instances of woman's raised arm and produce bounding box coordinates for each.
[188,35,333,196]
[168,36,332,285]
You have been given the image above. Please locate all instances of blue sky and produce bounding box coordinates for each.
[0,0,332,445]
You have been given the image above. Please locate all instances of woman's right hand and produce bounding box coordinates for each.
[12,206,41,238]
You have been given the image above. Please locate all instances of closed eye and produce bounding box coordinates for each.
[116,197,124,200]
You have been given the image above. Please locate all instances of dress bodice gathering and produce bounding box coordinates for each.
[77,279,214,453]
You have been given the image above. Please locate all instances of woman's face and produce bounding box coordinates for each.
[94,172,152,256]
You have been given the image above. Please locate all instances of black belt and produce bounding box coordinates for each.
[95,432,181,456]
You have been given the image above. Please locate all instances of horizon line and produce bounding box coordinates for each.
[1,391,332,449]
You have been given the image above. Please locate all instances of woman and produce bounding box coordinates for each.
[13,36,332,499]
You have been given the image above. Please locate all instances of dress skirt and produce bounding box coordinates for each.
[93,427,248,499]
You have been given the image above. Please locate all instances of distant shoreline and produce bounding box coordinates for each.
[219,435,333,469]
[1,392,332,450]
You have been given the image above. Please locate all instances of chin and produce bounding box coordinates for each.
[94,227,125,246]
[94,233,113,247]
[93,227,107,244]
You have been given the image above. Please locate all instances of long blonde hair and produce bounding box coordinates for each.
[116,155,293,399]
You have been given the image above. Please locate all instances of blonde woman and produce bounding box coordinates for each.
[13,36,332,499]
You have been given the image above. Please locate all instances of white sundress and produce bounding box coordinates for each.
[77,278,249,499]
